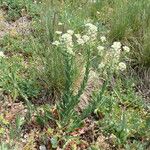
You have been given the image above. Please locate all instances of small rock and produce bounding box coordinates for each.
[39,145,47,150]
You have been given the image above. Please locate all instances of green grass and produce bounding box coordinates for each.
[97,76,149,148]
[108,0,150,67]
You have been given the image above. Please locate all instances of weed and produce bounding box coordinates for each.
[0,0,149,149]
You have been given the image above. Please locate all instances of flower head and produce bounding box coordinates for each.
[52,41,60,46]
[66,47,75,56]
[67,30,74,35]
[55,31,62,35]
[100,36,107,43]
[85,23,98,32]
[82,35,90,43]
[85,23,98,41]
[77,38,85,45]
[98,62,105,69]
[61,33,72,43]
[97,46,104,51]
[75,34,81,39]
[58,22,63,26]
[0,51,5,58]
[123,46,130,53]
[111,42,121,50]
[117,62,126,71]
[61,33,74,55]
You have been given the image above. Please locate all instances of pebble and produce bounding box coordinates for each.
[39,145,47,150]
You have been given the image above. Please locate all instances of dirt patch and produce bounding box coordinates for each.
[0,9,31,39]
[76,70,103,111]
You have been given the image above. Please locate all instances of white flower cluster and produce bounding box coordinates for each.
[100,36,107,43]
[85,23,98,41]
[52,40,60,46]
[97,41,130,72]
[117,62,126,71]
[111,41,122,50]
[75,34,90,45]
[61,32,74,55]
[111,42,122,60]
[55,31,62,35]
[52,23,130,73]
[73,23,98,45]
[52,23,97,55]
[0,51,5,58]
[52,30,75,55]
[58,22,63,26]
[123,45,130,53]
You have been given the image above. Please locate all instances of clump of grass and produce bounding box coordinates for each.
[142,25,150,67]
[108,0,150,67]
[30,0,88,95]
[0,55,40,101]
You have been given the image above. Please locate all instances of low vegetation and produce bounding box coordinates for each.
[0,0,149,150]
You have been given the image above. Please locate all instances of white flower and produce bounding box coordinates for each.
[85,23,98,41]
[85,23,98,32]
[55,31,62,35]
[67,30,74,35]
[113,48,121,58]
[75,34,89,45]
[77,38,85,45]
[89,0,96,3]
[118,62,126,71]
[61,33,74,54]
[58,22,63,25]
[61,33,72,43]
[111,42,121,50]
[97,46,104,51]
[82,35,90,43]
[97,11,100,15]
[66,47,75,56]
[75,34,81,39]
[109,134,117,142]
[52,41,60,46]
[85,23,93,27]
[123,46,130,53]
[100,36,107,42]
[0,51,5,58]
[98,62,105,69]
